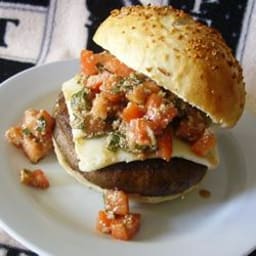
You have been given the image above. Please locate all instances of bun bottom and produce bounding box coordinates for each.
[53,138,204,203]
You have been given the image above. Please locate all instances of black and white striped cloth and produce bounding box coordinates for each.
[0,0,256,255]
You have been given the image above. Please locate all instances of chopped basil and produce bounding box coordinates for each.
[106,132,123,152]
[71,113,85,130]
[71,88,91,112]
[111,72,145,93]
[36,116,47,133]
[134,143,156,152]
[22,127,32,136]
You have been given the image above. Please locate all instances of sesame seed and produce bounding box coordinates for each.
[211,50,217,56]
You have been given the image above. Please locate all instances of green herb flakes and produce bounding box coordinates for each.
[71,88,91,112]
[106,132,122,152]
[22,127,31,136]
[36,116,47,133]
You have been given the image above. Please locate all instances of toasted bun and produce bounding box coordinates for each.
[93,5,245,127]
[53,138,199,203]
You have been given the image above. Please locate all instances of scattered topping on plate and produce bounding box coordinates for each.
[5,109,55,163]
[96,189,141,241]
[104,190,129,215]
[20,168,50,189]
[199,189,211,199]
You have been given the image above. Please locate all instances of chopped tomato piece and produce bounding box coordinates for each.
[146,93,177,133]
[150,105,177,133]
[127,81,160,105]
[20,169,49,189]
[91,94,109,120]
[127,85,147,105]
[111,213,141,241]
[98,53,133,77]
[38,110,55,137]
[96,190,141,241]
[102,91,123,104]
[157,128,173,161]
[80,49,98,76]
[143,80,160,94]
[5,126,23,147]
[100,76,124,103]
[104,190,129,215]
[23,109,55,138]
[85,71,111,93]
[191,131,216,156]
[96,210,113,234]
[22,136,45,163]
[128,119,154,146]
[158,105,177,130]
[122,103,145,122]
[6,109,55,163]
[146,93,163,109]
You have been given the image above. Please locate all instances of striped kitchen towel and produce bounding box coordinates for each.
[0,0,256,255]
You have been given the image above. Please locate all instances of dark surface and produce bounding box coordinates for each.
[169,0,248,54]
[0,0,49,7]
[85,0,248,55]
[53,92,207,196]
[0,243,38,256]
[0,58,34,83]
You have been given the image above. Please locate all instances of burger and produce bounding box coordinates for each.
[53,6,245,203]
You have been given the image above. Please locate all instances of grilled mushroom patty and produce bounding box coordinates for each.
[53,93,207,197]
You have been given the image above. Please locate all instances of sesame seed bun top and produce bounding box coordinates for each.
[93,5,246,127]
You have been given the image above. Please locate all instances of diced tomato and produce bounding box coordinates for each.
[128,119,154,146]
[104,190,129,215]
[22,136,44,163]
[86,72,111,93]
[127,85,147,105]
[100,76,124,103]
[191,131,216,156]
[96,190,141,241]
[20,169,49,189]
[23,109,55,138]
[146,93,177,133]
[86,75,103,93]
[155,105,177,131]
[146,93,163,109]
[39,110,55,137]
[122,103,145,122]
[22,109,37,136]
[91,94,109,120]
[143,80,160,94]
[127,82,160,105]
[5,126,23,147]
[97,53,133,77]
[102,91,123,104]
[6,109,54,163]
[111,213,141,241]
[96,210,113,234]
[80,49,98,76]
[157,128,173,161]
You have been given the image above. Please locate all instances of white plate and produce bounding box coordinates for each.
[0,60,256,256]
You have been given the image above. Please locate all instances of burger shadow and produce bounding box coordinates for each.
[132,131,248,241]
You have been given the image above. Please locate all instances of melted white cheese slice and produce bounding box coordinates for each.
[62,77,219,172]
